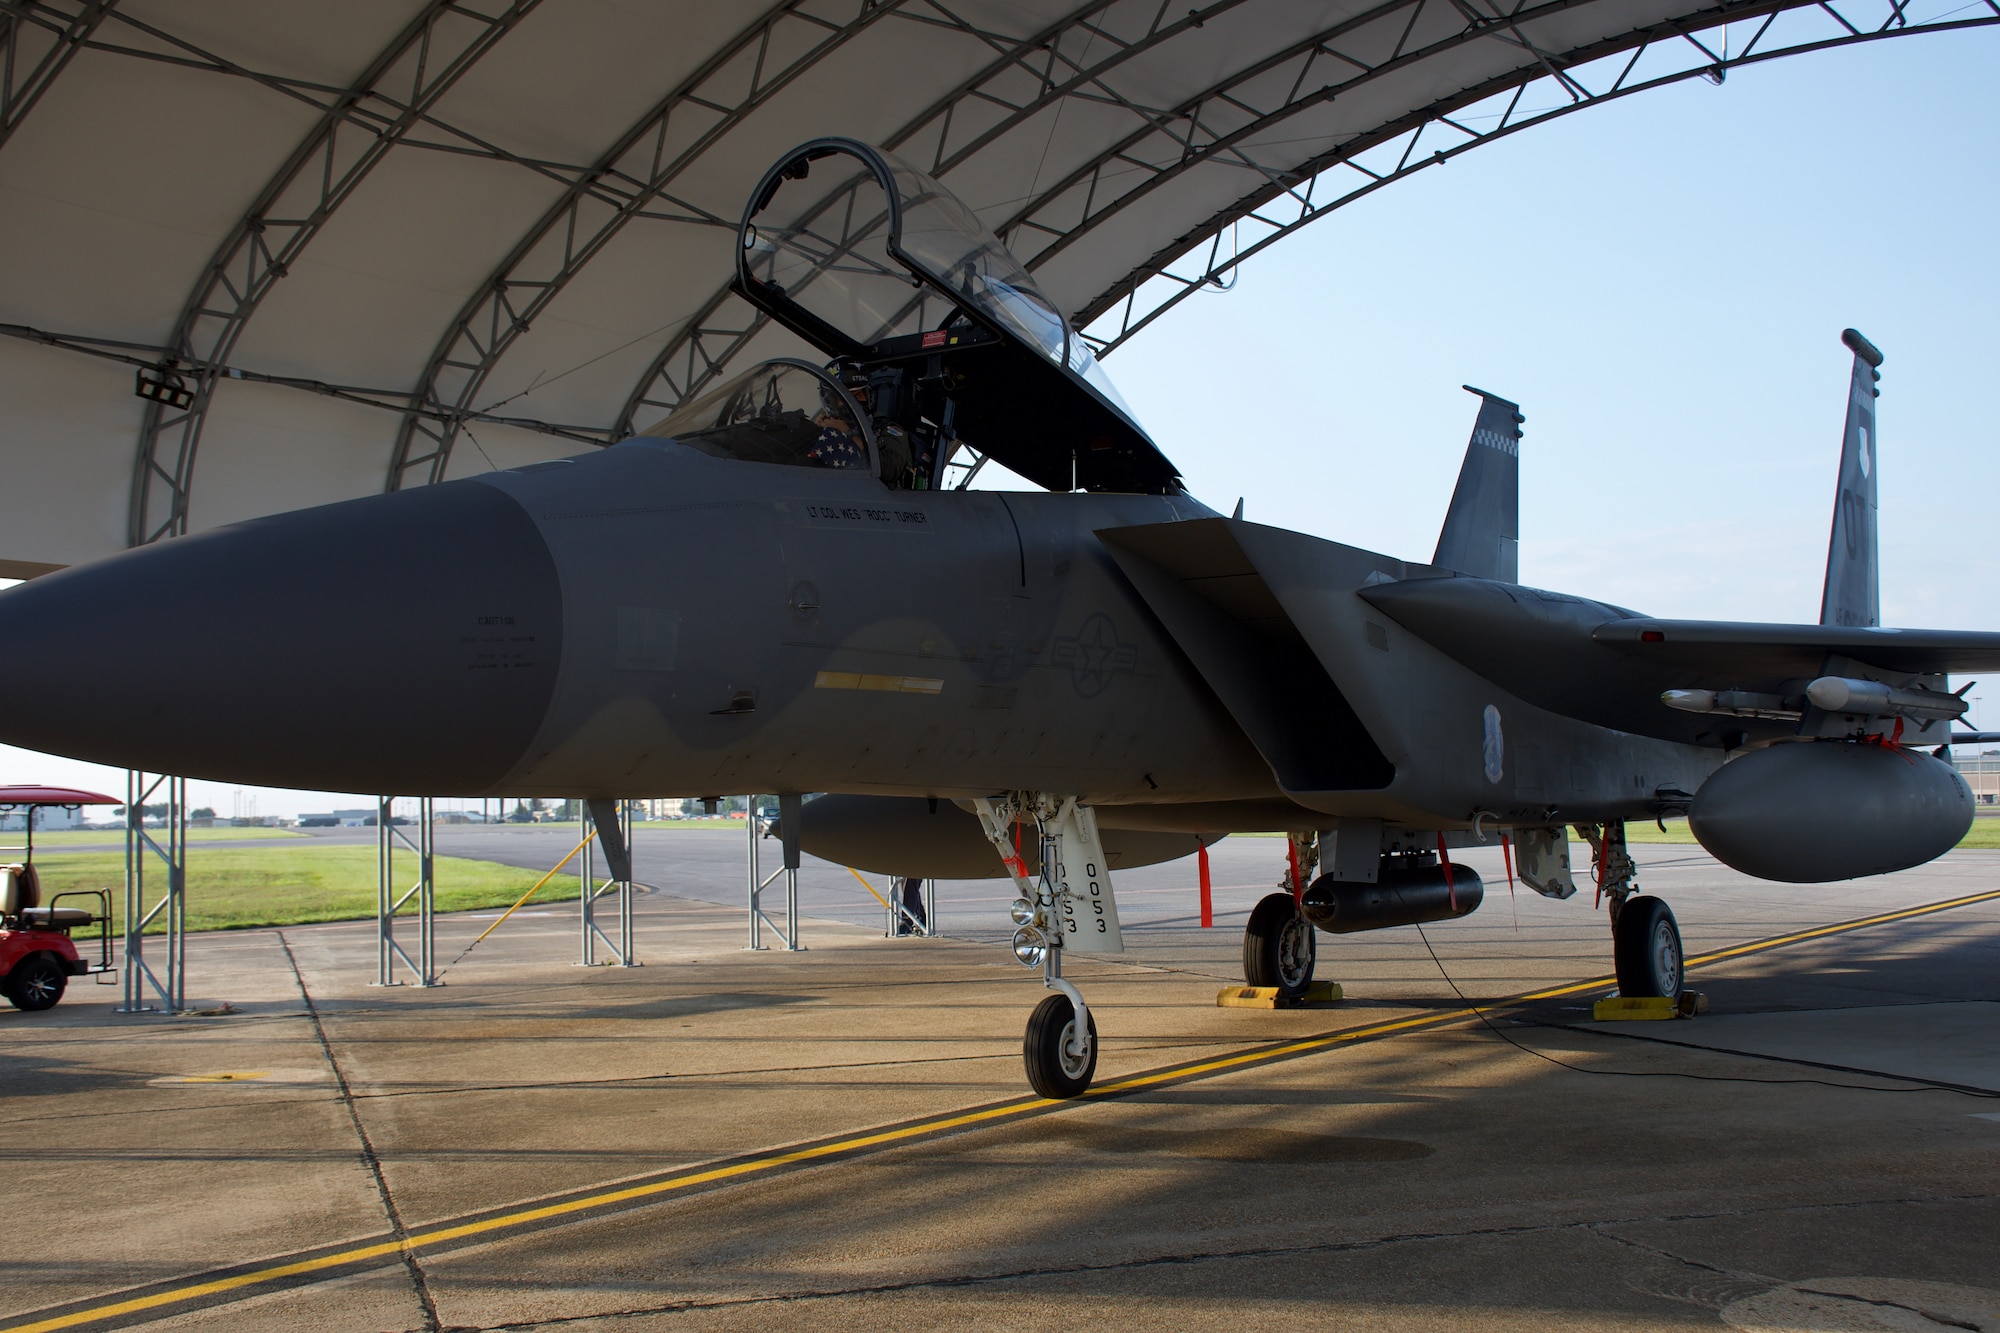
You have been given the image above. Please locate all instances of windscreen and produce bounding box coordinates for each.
[641,360,873,471]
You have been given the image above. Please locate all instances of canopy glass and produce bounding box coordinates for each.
[732,138,1177,494]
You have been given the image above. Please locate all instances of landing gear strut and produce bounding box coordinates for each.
[975,793,1121,1099]
[1580,822,1683,999]
[1242,831,1318,997]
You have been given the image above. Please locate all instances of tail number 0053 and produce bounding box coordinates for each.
[1061,859,1109,933]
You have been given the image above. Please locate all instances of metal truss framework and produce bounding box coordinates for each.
[624,0,2000,433]
[0,0,117,152]
[15,0,1978,529]
[576,801,637,967]
[1074,0,2000,354]
[616,0,1161,438]
[384,0,909,491]
[125,0,544,546]
[118,772,186,1014]
[376,796,438,988]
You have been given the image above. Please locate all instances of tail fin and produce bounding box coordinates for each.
[1820,328,1883,628]
[1432,386,1522,582]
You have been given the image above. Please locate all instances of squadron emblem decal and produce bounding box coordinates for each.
[1053,613,1137,697]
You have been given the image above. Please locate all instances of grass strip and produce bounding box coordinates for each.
[27,846,565,935]
[17,826,308,847]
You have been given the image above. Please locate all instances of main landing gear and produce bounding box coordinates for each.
[1583,822,1684,999]
[1243,893,1316,997]
[1242,830,1318,998]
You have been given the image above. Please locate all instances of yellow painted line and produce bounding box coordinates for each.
[14,884,2000,1333]
[1678,887,2000,967]
[813,670,943,695]
[175,1071,268,1084]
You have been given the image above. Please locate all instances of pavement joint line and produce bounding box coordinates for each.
[7,884,1997,1333]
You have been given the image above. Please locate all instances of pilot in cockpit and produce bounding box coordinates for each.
[834,365,932,490]
[805,381,868,470]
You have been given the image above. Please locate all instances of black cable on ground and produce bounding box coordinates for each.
[1410,922,1998,1099]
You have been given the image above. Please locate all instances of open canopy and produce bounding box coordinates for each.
[735,138,1181,494]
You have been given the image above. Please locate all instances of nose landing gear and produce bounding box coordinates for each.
[974,793,1122,1099]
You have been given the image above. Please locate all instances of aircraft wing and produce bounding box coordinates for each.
[1593,620,2000,676]
[1360,574,2000,748]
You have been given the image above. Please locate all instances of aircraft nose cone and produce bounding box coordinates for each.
[0,479,563,793]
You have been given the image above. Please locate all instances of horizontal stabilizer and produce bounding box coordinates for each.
[1432,387,1522,583]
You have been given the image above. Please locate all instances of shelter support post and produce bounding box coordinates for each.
[375,797,437,987]
[745,795,801,951]
[883,877,936,937]
[578,799,637,967]
[118,771,186,1014]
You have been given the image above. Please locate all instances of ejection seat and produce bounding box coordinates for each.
[3,863,95,929]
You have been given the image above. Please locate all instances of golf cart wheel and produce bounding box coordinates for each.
[5,955,67,1011]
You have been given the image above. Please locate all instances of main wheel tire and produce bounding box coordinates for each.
[1613,896,1682,999]
[1023,992,1097,1099]
[1243,892,1316,998]
[5,955,66,1011]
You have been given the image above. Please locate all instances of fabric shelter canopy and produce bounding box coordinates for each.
[0,0,1986,574]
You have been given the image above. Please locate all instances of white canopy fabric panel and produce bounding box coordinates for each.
[0,0,1988,574]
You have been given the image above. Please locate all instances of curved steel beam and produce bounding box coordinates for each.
[385,0,922,491]
[614,0,1694,430]
[128,0,541,546]
[615,0,1266,436]
[0,0,118,153]
[1079,1,2000,352]
[620,0,1996,435]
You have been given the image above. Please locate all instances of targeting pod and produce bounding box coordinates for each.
[1301,861,1484,934]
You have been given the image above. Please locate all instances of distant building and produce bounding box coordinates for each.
[1952,750,2000,805]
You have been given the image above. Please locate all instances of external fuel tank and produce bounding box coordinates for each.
[1688,741,1972,883]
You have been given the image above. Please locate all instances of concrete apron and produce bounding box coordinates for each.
[3,841,1997,1333]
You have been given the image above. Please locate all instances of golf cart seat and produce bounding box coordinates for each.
[18,906,94,929]
[1,863,38,917]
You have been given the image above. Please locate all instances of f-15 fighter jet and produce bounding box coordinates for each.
[2,138,1993,1097]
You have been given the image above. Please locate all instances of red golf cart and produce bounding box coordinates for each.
[1,785,119,1011]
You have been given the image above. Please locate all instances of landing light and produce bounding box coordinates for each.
[1009,897,1035,925]
[1011,926,1047,968]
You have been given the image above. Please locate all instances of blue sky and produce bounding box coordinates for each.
[4,22,1996,814]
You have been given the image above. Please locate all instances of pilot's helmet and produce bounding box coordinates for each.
[816,376,857,426]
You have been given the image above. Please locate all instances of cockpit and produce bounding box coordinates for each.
[640,138,1182,495]
[645,359,875,473]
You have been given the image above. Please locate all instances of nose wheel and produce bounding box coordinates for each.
[1023,991,1098,1098]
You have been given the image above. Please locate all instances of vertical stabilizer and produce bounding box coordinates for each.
[1820,328,1882,627]
[1433,387,1522,582]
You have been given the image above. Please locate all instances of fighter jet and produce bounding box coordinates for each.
[2,138,1994,1097]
